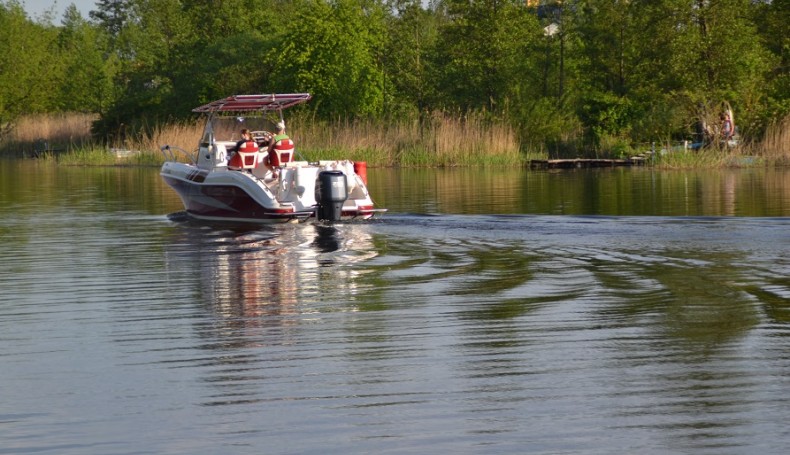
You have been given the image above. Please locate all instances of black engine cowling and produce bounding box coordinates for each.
[315,171,348,221]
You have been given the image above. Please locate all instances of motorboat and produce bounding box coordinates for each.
[160,93,385,223]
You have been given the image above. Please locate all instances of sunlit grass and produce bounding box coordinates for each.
[5,113,96,147]
[5,111,790,168]
[138,121,202,155]
[51,148,117,166]
[761,114,790,163]
[292,111,522,166]
[652,145,765,169]
[654,149,722,168]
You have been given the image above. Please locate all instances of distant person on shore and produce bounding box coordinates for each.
[721,112,734,141]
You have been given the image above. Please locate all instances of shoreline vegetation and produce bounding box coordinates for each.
[1,112,789,169]
[3,1,788,169]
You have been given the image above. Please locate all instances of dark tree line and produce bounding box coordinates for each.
[1,0,788,150]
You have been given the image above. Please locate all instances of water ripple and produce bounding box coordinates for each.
[3,204,790,453]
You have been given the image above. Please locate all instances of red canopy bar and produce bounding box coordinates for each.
[192,93,312,113]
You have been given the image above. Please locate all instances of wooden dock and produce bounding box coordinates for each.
[530,156,649,169]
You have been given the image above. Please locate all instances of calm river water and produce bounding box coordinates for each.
[2,160,790,454]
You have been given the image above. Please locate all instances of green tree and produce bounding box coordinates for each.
[90,0,132,39]
[570,1,640,145]
[55,5,118,112]
[271,0,389,117]
[434,0,541,112]
[0,1,58,135]
[381,0,444,117]
[573,0,637,97]
[752,0,790,123]
[627,0,772,138]
[90,0,191,139]
[92,0,292,138]
[180,0,287,104]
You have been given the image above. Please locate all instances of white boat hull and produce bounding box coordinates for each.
[161,160,380,224]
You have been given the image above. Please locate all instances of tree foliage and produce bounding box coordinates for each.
[270,0,388,117]
[0,0,787,148]
[57,5,118,112]
[0,1,58,131]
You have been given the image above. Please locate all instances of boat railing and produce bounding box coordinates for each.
[160,145,197,165]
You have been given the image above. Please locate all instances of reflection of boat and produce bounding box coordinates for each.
[160,94,386,223]
[163,222,377,328]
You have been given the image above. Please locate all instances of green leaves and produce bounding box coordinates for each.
[1,0,787,147]
[0,1,60,137]
[271,0,388,117]
[436,0,542,112]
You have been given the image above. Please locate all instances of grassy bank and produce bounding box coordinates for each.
[1,112,528,166]
[2,112,789,168]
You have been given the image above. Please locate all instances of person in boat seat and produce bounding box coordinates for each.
[266,121,294,178]
[231,129,257,155]
[227,128,260,169]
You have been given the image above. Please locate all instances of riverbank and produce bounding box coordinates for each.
[1,112,788,168]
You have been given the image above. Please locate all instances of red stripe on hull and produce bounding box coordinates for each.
[163,177,308,222]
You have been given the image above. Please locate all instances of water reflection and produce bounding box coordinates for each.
[367,167,790,217]
[352,214,790,450]
[4,161,790,454]
[165,221,378,323]
[313,224,342,255]
[160,220,382,406]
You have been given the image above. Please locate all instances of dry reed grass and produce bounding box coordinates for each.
[294,115,414,165]
[5,111,519,166]
[432,112,521,165]
[656,148,730,169]
[293,111,521,166]
[3,113,96,150]
[7,111,790,168]
[139,120,203,154]
[761,114,790,161]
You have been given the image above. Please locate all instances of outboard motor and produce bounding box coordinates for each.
[315,170,348,222]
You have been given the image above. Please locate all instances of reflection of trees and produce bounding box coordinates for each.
[376,236,776,449]
[367,167,790,216]
[743,272,790,324]
[0,163,183,216]
[584,248,768,452]
[587,248,759,346]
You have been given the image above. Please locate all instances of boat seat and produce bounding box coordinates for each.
[268,138,294,167]
[228,140,259,170]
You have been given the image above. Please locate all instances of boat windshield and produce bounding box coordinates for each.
[207,115,280,143]
[195,93,311,144]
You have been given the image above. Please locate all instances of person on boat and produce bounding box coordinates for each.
[228,128,258,169]
[269,122,290,152]
[232,129,256,154]
[266,121,294,178]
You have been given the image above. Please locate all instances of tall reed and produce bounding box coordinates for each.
[5,111,523,167]
[1,113,96,154]
[432,112,521,166]
[294,115,409,165]
[651,140,766,168]
[292,111,521,166]
[140,120,203,153]
[761,114,790,163]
